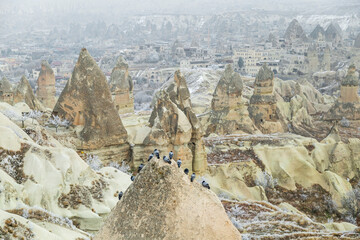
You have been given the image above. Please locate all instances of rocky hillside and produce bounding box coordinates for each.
[0,102,132,238]
[204,129,360,225]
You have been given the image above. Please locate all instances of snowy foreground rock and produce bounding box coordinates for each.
[95,158,241,240]
[0,103,132,239]
[224,200,360,239]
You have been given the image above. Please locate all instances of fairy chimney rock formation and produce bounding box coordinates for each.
[249,64,283,133]
[307,44,319,73]
[95,159,241,240]
[325,23,342,46]
[53,48,128,150]
[37,60,56,109]
[166,70,207,173]
[339,64,359,103]
[310,24,326,41]
[326,65,360,120]
[0,76,14,105]
[14,75,44,110]
[109,56,134,114]
[284,19,308,43]
[134,70,207,174]
[143,90,193,170]
[212,65,243,111]
[206,65,258,135]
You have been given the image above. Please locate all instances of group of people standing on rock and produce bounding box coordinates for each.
[118,149,210,200]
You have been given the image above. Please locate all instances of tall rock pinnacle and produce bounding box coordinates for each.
[326,65,360,120]
[284,19,308,43]
[248,64,284,133]
[207,65,258,135]
[109,56,134,114]
[166,70,207,172]
[53,48,128,149]
[133,70,207,173]
[37,60,56,109]
[0,76,14,105]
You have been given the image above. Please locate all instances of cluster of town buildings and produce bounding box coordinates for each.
[1,18,360,99]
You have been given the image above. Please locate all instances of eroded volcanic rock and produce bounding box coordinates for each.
[310,24,326,41]
[0,76,43,111]
[0,76,12,93]
[207,65,258,135]
[37,60,56,109]
[166,70,207,172]
[325,22,342,46]
[53,48,128,150]
[141,90,193,169]
[212,65,243,112]
[14,75,44,111]
[284,19,308,43]
[0,105,132,235]
[326,65,360,120]
[225,200,360,239]
[132,70,207,173]
[109,56,134,114]
[248,64,284,133]
[95,158,241,240]
[0,76,14,105]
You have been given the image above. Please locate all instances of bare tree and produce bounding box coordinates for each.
[48,115,70,132]
[26,110,43,124]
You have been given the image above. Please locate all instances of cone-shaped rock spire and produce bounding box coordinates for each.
[53,48,128,149]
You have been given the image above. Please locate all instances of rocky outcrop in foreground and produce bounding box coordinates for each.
[225,200,360,239]
[0,103,132,237]
[95,158,241,240]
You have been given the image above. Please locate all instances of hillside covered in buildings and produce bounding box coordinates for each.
[1,0,360,239]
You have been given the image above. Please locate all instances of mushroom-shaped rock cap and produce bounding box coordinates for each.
[342,64,359,86]
[255,64,274,83]
[115,55,129,69]
[95,158,241,240]
[40,60,54,74]
[215,64,243,96]
[0,76,13,92]
[227,65,243,93]
[109,55,133,91]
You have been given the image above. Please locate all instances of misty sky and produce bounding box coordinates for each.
[0,0,359,35]
[1,0,358,15]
